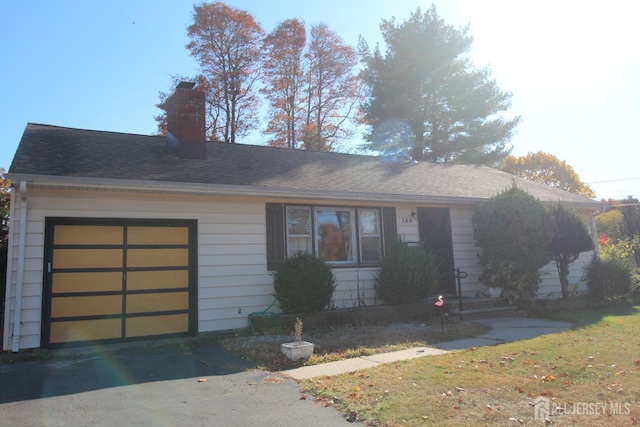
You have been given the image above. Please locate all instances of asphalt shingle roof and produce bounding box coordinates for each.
[9,123,600,207]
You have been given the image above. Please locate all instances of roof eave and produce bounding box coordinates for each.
[7,173,485,205]
[7,173,603,210]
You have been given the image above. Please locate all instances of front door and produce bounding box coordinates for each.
[418,207,456,294]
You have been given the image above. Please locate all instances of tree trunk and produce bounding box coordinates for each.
[557,259,570,299]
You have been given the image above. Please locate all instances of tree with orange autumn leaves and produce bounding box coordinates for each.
[299,24,360,151]
[186,2,264,144]
[501,151,596,199]
[262,20,360,151]
[156,2,360,151]
[261,19,306,149]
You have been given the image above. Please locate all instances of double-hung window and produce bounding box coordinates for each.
[358,208,382,263]
[286,206,312,256]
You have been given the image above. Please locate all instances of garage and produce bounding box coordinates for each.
[41,218,197,348]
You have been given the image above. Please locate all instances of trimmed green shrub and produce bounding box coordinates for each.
[584,257,632,299]
[549,203,595,299]
[375,239,440,304]
[472,184,556,300]
[273,252,336,314]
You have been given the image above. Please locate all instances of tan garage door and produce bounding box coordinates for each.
[43,219,197,348]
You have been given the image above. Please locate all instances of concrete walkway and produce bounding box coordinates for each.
[284,317,572,380]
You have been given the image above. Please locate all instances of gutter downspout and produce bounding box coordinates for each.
[2,183,17,351]
[11,180,28,352]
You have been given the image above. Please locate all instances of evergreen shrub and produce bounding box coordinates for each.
[273,252,336,314]
[585,257,632,299]
[375,239,440,304]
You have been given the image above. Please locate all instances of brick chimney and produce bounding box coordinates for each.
[166,81,207,159]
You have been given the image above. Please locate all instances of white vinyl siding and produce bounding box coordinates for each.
[4,188,597,351]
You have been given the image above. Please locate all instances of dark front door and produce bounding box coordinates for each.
[418,207,456,294]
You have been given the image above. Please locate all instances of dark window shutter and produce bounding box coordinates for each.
[266,203,285,270]
[382,207,397,256]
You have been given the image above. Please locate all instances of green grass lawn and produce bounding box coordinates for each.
[302,306,640,426]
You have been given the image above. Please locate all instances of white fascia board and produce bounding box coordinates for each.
[7,173,601,209]
[7,173,483,206]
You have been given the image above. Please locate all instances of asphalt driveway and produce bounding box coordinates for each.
[0,339,348,426]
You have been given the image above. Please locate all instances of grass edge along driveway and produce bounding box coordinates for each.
[302,306,640,426]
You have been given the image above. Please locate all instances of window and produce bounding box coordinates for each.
[286,206,312,256]
[280,205,386,265]
[359,208,382,263]
[266,203,396,270]
[315,208,355,263]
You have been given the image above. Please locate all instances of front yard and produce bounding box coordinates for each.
[301,305,640,426]
[222,317,489,371]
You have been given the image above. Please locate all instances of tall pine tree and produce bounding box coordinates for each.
[360,6,520,164]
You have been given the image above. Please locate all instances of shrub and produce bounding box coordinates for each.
[600,237,637,268]
[549,203,595,299]
[472,184,556,300]
[584,257,632,299]
[375,239,440,304]
[273,252,336,314]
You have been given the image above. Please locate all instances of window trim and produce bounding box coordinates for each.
[266,203,397,271]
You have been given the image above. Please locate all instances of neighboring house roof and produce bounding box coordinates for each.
[9,123,601,208]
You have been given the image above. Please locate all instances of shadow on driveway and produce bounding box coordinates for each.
[0,338,255,404]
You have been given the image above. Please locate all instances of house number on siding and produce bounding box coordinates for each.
[401,217,413,223]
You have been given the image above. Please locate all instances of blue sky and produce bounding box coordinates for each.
[1,0,638,200]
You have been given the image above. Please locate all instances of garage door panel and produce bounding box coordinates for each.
[53,249,123,269]
[127,248,188,268]
[50,318,122,343]
[52,272,122,293]
[127,270,188,290]
[51,295,122,318]
[126,292,189,314]
[128,226,189,245]
[53,225,124,245]
[45,219,196,347]
[126,314,189,337]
